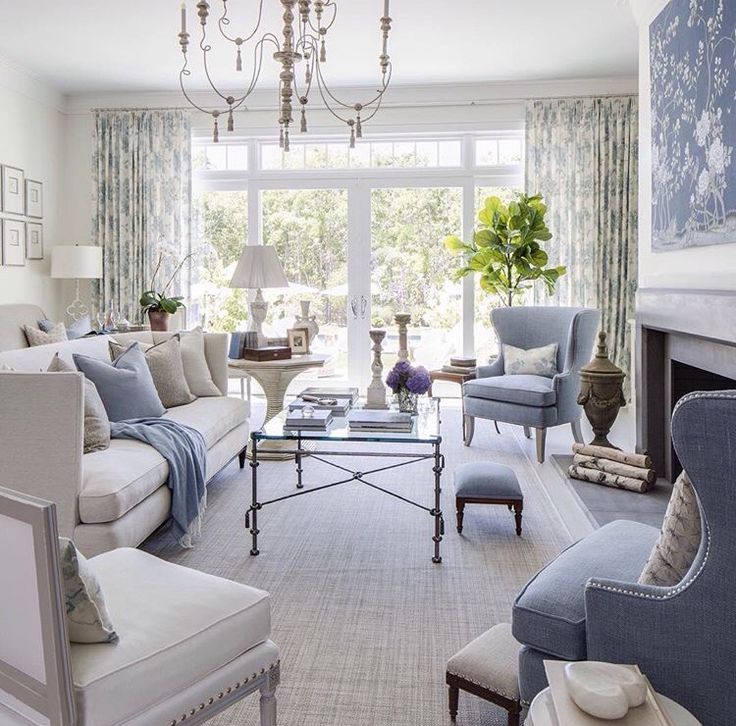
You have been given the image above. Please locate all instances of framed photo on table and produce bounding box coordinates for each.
[2,218,26,266]
[1,166,25,215]
[287,327,310,354]
[26,222,43,259]
[25,179,43,218]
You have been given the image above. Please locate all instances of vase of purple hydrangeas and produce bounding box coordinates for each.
[386,360,431,414]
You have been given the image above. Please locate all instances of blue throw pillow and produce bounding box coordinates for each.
[39,316,92,340]
[73,342,166,422]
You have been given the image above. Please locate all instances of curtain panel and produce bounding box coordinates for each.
[525,96,638,378]
[92,109,192,321]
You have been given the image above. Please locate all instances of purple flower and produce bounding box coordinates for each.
[406,366,431,394]
[386,361,430,394]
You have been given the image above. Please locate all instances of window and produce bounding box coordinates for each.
[193,143,249,171]
[475,137,523,167]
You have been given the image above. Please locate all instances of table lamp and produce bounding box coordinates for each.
[229,245,288,347]
[51,244,103,320]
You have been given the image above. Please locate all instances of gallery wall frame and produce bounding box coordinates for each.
[1,166,25,216]
[2,218,26,266]
[25,179,43,219]
[26,222,43,260]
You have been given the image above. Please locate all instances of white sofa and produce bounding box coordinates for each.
[0,304,249,556]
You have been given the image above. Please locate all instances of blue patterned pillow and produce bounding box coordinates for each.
[73,342,166,421]
[503,343,559,378]
[58,538,117,643]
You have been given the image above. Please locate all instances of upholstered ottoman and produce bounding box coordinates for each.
[454,462,524,535]
[446,622,522,726]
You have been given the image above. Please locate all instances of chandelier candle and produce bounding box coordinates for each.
[178,1,394,148]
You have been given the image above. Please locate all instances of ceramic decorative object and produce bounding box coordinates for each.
[147,309,170,332]
[394,313,411,362]
[365,328,389,409]
[295,299,319,352]
[577,331,626,448]
[563,661,647,720]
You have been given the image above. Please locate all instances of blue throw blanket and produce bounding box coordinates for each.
[110,418,207,548]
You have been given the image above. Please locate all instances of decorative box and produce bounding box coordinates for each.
[242,346,292,362]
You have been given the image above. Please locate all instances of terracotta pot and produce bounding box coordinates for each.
[147,309,171,332]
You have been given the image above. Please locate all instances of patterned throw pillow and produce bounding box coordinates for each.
[24,322,68,347]
[639,471,702,587]
[48,354,111,454]
[109,336,196,408]
[503,342,559,377]
[58,537,118,643]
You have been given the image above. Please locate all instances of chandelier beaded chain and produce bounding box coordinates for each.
[178,0,393,150]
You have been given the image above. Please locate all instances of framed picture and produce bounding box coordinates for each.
[1,166,25,215]
[2,219,26,266]
[25,179,43,218]
[26,222,43,259]
[287,327,310,354]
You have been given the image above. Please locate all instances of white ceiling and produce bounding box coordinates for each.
[0,1,638,95]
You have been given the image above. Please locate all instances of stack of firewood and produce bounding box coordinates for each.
[567,443,656,493]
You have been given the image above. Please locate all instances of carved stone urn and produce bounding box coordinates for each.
[577,331,626,448]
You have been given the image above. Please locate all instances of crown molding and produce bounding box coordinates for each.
[62,76,638,116]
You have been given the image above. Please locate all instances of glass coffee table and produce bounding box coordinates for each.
[246,398,445,563]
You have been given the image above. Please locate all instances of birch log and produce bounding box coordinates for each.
[568,465,651,493]
[572,454,656,484]
[572,443,652,469]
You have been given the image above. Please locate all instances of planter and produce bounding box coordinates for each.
[147,309,171,332]
[397,388,418,415]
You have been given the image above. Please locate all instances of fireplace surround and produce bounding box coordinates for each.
[636,289,736,481]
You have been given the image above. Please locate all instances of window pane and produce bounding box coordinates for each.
[192,191,249,332]
[349,143,370,168]
[192,145,208,171]
[371,142,393,166]
[304,144,326,168]
[261,144,282,170]
[392,142,415,166]
[226,144,248,170]
[371,187,463,373]
[283,144,306,169]
[262,189,349,383]
[475,139,498,166]
[498,138,523,165]
[326,143,349,168]
[438,140,461,166]
[204,144,227,170]
[415,141,438,167]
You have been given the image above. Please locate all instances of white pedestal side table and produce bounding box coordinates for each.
[229,353,328,460]
[527,686,700,726]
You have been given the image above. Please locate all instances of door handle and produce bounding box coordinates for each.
[350,296,358,319]
[360,295,367,319]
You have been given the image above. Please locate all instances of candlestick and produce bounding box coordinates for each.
[366,329,389,409]
[181,2,187,33]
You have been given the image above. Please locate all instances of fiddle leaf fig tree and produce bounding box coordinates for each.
[443,193,566,306]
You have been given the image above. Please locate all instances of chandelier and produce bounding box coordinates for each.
[178,1,393,150]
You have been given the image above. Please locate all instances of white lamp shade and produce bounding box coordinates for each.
[229,245,288,289]
[51,245,103,279]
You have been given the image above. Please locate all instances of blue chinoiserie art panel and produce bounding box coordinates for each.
[650,0,736,251]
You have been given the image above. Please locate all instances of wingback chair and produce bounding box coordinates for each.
[463,306,599,462]
[512,390,736,725]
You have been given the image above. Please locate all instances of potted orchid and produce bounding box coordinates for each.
[386,361,431,414]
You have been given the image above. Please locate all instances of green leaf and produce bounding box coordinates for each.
[443,235,470,253]
[529,249,548,267]
[474,229,495,247]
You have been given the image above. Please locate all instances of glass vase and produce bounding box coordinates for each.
[397,387,418,414]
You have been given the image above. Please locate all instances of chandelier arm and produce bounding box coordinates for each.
[292,36,317,99]
[307,0,337,34]
[179,69,224,115]
[313,69,352,124]
[217,0,266,44]
[355,72,391,123]
[313,59,354,110]
[240,34,281,101]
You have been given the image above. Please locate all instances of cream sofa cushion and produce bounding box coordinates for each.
[72,547,270,726]
[180,327,221,397]
[164,396,249,448]
[79,440,169,524]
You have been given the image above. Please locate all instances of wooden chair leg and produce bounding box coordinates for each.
[239,448,247,469]
[448,684,459,720]
[534,427,547,463]
[463,415,475,446]
[508,710,520,726]
[456,498,465,533]
[259,683,277,726]
[523,425,531,439]
[571,418,584,444]
[513,501,523,536]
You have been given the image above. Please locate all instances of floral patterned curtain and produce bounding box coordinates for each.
[525,97,638,379]
[92,109,192,322]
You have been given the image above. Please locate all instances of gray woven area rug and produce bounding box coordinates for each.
[144,405,571,726]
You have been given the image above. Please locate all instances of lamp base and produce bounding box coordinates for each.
[66,279,88,321]
[249,288,268,348]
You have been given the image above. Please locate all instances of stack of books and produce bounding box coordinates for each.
[284,408,333,431]
[299,386,359,405]
[289,394,353,417]
[228,331,258,359]
[347,409,413,433]
[441,356,477,375]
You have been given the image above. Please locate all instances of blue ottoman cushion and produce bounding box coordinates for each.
[454,462,522,500]
[512,520,659,660]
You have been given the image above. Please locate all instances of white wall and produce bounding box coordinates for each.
[633,0,736,290]
[0,59,65,317]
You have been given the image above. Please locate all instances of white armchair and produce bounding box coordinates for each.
[0,486,280,726]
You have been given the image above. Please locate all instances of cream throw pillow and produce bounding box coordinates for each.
[24,322,68,346]
[503,342,558,377]
[639,471,702,587]
[58,537,118,643]
[110,336,196,408]
[48,354,110,454]
[179,327,221,397]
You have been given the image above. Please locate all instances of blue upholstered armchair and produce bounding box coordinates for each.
[512,390,736,725]
[463,306,599,462]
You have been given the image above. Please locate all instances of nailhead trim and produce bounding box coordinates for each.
[447,668,519,702]
[166,660,281,724]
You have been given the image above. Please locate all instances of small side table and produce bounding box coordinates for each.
[527,686,700,726]
[228,353,328,460]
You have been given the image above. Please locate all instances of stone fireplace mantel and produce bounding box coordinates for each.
[636,288,736,481]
